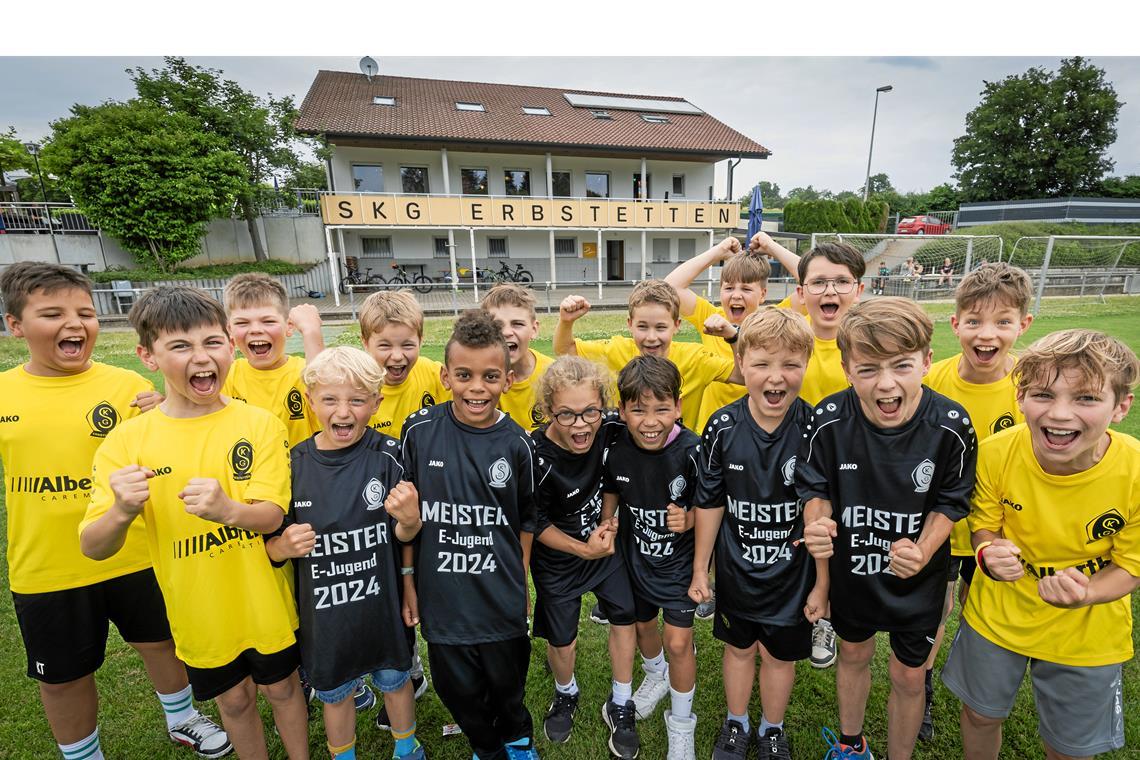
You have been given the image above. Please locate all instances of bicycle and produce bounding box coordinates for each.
[387,263,434,294]
[339,267,385,295]
[493,261,533,284]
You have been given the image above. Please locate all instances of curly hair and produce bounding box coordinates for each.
[444,309,510,368]
[539,356,611,416]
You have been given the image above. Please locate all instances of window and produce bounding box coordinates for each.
[434,237,450,259]
[461,168,489,195]
[522,106,551,116]
[504,170,531,196]
[351,164,384,193]
[456,102,485,111]
[633,173,652,199]
[361,237,393,258]
[652,238,670,263]
[555,238,577,257]
[672,174,685,197]
[400,166,429,194]
[641,114,670,124]
[590,110,612,120]
[488,237,509,258]
[678,239,697,260]
[373,96,396,106]
[585,172,610,198]
[551,171,572,198]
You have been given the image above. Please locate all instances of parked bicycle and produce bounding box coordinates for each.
[491,261,533,284]
[339,267,384,295]
[388,263,434,294]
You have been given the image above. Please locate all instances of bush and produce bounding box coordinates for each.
[784,198,889,235]
[90,259,307,284]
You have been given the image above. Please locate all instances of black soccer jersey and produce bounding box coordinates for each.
[603,423,700,609]
[795,387,977,632]
[400,403,537,645]
[694,397,816,625]
[531,413,625,599]
[285,429,411,691]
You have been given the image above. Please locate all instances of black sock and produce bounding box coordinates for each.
[925,668,933,686]
[840,732,864,750]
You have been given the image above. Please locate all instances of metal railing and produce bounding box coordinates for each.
[0,202,99,233]
[255,188,321,217]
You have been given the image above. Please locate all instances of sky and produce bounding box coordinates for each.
[5,55,1138,200]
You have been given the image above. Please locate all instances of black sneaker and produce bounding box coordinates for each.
[375,674,428,730]
[712,718,751,760]
[757,726,792,760]
[542,690,579,743]
[918,681,934,742]
[590,602,610,625]
[601,698,640,758]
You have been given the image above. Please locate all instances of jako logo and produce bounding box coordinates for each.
[363,478,386,510]
[1087,509,1125,543]
[229,439,253,482]
[285,389,305,420]
[87,402,119,439]
[911,459,935,493]
[489,457,512,488]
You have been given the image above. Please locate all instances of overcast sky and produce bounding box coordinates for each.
[4,56,1138,200]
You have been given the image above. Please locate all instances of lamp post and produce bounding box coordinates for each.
[862,85,893,203]
[23,141,60,262]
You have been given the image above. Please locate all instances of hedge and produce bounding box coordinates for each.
[783,198,888,235]
[89,259,307,284]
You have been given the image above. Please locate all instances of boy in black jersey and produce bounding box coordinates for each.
[531,356,640,758]
[798,298,977,760]
[397,310,539,760]
[689,308,824,760]
[602,355,701,760]
[265,347,423,760]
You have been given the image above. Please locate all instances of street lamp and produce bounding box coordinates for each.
[862,85,893,203]
[23,141,60,262]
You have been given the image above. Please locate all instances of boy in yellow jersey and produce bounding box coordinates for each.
[917,262,1033,742]
[221,273,325,448]
[80,287,308,760]
[553,279,742,433]
[0,263,229,760]
[942,329,1140,760]
[359,290,449,440]
[481,283,553,431]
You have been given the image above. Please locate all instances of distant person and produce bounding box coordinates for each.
[938,258,955,286]
[874,261,890,295]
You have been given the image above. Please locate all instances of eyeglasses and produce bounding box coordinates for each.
[805,277,858,295]
[553,407,603,427]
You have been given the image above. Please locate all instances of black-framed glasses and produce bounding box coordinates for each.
[805,277,858,295]
[553,407,603,427]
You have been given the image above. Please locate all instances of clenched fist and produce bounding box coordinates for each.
[385,480,421,528]
[130,391,164,413]
[1038,567,1090,608]
[288,303,323,336]
[703,313,736,339]
[888,538,928,579]
[277,523,317,559]
[559,295,591,323]
[666,504,692,533]
[803,517,837,559]
[179,478,232,524]
[110,465,155,516]
[980,539,1023,582]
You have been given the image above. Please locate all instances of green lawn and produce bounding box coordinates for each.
[1,297,1138,759]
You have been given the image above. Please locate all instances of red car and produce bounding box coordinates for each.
[897,215,951,235]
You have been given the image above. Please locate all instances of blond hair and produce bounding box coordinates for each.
[538,356,611,416]
[722,252,771,287]
[628,279,681,321]
[955,262,1033,316]
[737,306,814,359]
[359,290,424,340]
[837,297,932,362]
[223,273,288,316]
[481,283,537,320]
[1014,329,1139,403]
[302,346,386,393]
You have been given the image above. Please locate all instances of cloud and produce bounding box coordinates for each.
[867,57,938,70]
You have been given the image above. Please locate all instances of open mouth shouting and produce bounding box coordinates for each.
[762,389,787,408]
[328,421,358,442]
[727,304,747,321]
[818,301,840,319]
[972,345,999,365]
[58,336,85,358]
[246,340,273,358]
[875,395,903,417]
[385,364,409,383]
[1042,426,1079,449]
[188,370,219,396]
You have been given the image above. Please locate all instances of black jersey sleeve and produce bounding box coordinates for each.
[675,442,700,509]
[694,414,729,509]
[795,405,835,504]
[534,453,557,535]
[931,402,978,522]
[516,432,539,534]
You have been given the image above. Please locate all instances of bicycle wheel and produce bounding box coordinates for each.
[388,275,408,287]
[365,273,387,287]
[514,270,533,284]
[412,275,433,294]
[339,275,356,295]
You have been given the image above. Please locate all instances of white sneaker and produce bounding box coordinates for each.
[810,619,838,669]
[664,709,697,760]
[631,664,669,720]
[168,713,232,758]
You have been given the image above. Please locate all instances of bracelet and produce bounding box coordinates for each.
[400,566,415,576]
[724,324,741,345]
[975,541,996,580]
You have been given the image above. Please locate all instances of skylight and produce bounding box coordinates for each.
[564,93,704,115]
[373,96,396,106]
[591,110,613,120]
[456,102,486,112]
[522,106,551,116]
[641,114,670,123]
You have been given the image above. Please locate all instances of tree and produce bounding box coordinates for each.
[0,128,34,187]
[1098,175,1140,198]
[952,57,1121,202]
[284,161,328,192]
[925,183,961,210]
[787,185,830,202]
[130,57,314,262]
[860,172,894,197]
[42,101,245,272]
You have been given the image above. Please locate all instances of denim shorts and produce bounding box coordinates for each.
[313,667,410,705]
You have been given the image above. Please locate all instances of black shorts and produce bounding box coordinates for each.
[185,642,301,701]
[831,617,937,669]
[633,593,695,629]
[713,610,812,662]
[948,555,977,585]
[12,568,172,684]
[533,568,636,647]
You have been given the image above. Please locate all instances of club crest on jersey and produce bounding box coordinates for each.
[991,413,1016,434]
[781,456,797,486]
[284,388,305,420]
[1086,509,1125,543]
[489,457,512,488]
[421,392,436,408]
[911,458,935,493]
[363,478,386,510]
[669,475,687,501]
[86,401,119,438]
[530,404,545,427]
[229,439,254,482]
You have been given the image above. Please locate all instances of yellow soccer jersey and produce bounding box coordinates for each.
[575,336,735,431]
[223,355,319,448]
[498,349,554,431]
[925,353,1023,555]
[800,337,848,407]
[81,401,298,668]
[368,357,450,440]
[684,297,734,358]
[0,363,154,594]
[963,425,1140,667]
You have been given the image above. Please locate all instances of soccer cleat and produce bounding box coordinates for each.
[602,698,640,758]
[376,674,428,730]
[504,736,541,759]
[394,739,425,760]
[542,690,579,743]
[412,672,429,699]
[590,602,610,625]
[757,726,792,760]
[918,680,934,742]
[810,619,838,669]
[821,727,874,759]
[664,710,697,760]
[711,718,751,760]
[631,665,669,720]
[695,597,715,621]
[354,682,377,712]
[168,713,233,758]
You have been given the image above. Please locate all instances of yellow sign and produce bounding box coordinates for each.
[582,242,597,259]
[321,194,739,229]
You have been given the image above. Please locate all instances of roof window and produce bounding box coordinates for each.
[522,106,551,116]
[373,96,396,106]
[456,102,486,112]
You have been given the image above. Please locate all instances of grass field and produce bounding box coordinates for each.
[1,297,1138,759]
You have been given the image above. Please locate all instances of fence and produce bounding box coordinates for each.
[957,197,1140,227]
[1001,235,1140,313]
[1,202,99,234]
[810,233,1004,283]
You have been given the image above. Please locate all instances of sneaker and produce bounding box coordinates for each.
[695,594,716,621]
[590,602,610,625]
[631,665,669,720]
[821,727,874,759]
[918,680,934,742]
[168,713,233,758]
[663,710,697,760]
[542,690,579,743]
[354,682,377,712]
[394,739,426,760]
[376,674,428,730]
[810,619,838,669]
[411,672,429,699]
[757,726,792,760]
[504,737,541,759]
[711,718,751,760]
[602,698,640,758]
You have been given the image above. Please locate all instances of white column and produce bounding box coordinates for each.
[640,158,648,281]
[641,231,647,281]
[470,227,479,301]
[597,229,604,300]
[546,153,556,289]
[326,226,340,307]
[442,148,458,291]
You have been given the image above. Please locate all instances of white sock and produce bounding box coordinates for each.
[643,649,667,674]
[611,679,632,704]
[555,675,579,696]
[60,728,105,760]
[670,686,695,720]
[728,711,750,732]
[157,684,197,729]
[759,715,784,734]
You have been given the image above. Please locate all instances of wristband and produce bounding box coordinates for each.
[724,324,741,345]
[400,566,415,576]
[975,541,996,580]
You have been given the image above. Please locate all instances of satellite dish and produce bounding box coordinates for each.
[359,56,379,83]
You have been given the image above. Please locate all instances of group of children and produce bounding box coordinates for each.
[0,228,1137,760]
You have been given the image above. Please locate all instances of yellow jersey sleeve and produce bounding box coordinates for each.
[371,357,450,439]
[776,296,792,309]
[668,342,736,431]
[222,356,320,448]
[574,336,638,373]
[682,297,732,356]
[696,381,747,435]
[498,350,554,431]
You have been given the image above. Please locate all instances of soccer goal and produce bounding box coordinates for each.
[1003,236,1140,314]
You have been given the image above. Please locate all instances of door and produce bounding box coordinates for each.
[606,240,625,280]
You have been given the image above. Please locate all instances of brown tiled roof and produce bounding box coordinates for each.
[295,71,770,159]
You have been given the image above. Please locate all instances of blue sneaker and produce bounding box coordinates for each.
[504,736,540,759]
[353,682,377,712]
[393,738,424,760]
[822,728,874,759]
